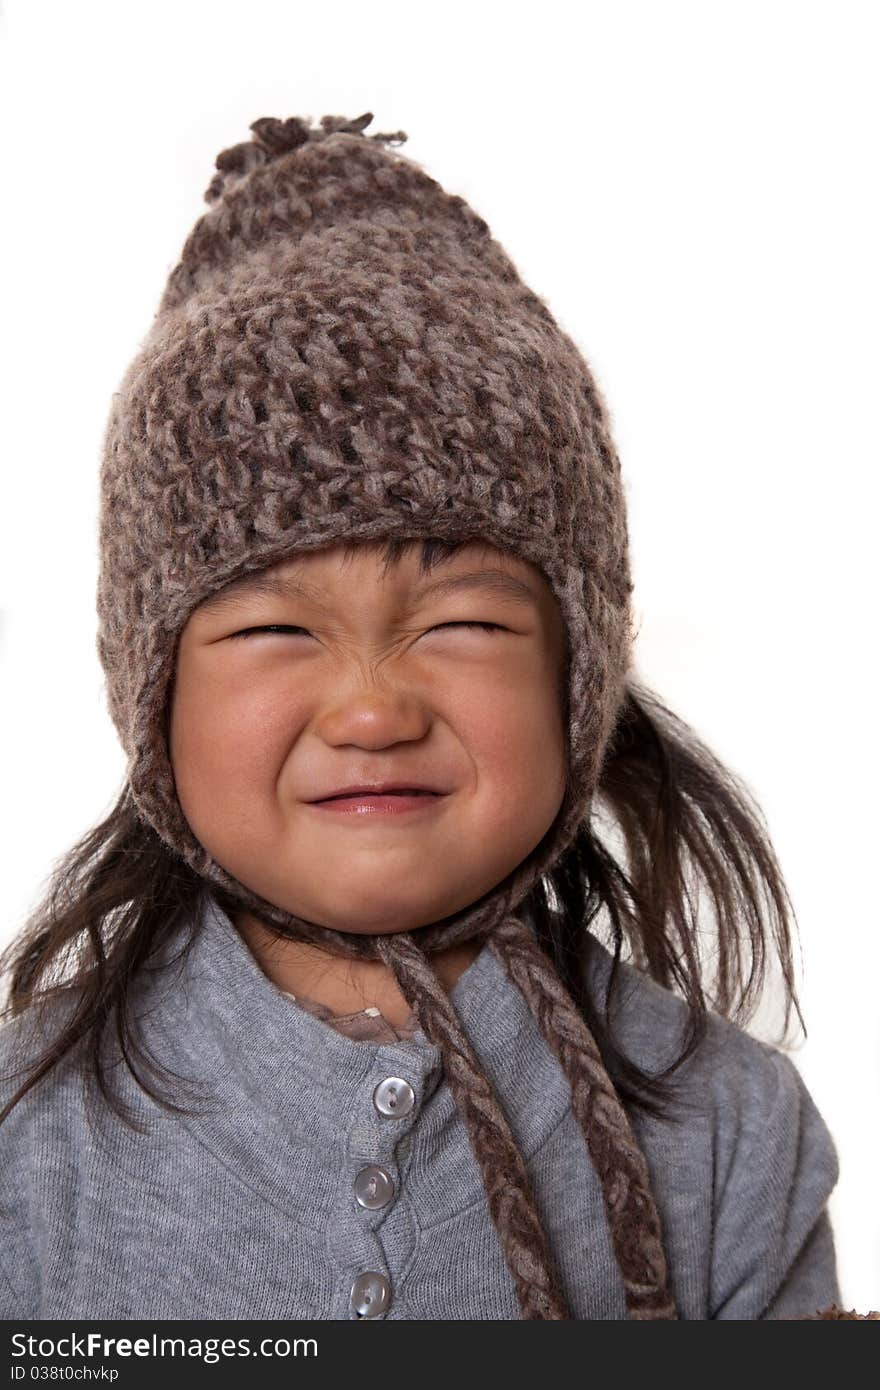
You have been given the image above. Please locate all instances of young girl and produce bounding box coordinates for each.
[0,111,847,1321]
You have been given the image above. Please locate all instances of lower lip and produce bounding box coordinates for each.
[308,793,447,816]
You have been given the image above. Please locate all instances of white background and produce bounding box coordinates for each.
[1,0,877,1311]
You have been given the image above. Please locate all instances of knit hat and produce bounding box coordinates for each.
[96,112,676,1319]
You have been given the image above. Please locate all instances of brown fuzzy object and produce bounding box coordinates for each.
[801,1304,879,1319]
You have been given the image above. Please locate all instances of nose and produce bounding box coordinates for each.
[314,688,432,749]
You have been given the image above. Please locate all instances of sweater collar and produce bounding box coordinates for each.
[133,891,568,1217]
[150,887,499,1088]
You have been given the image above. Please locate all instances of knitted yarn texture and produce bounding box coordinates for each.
[95,112,675,1319]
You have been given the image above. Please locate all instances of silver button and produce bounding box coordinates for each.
[372,1076,415,1118]
[350,1270,391,1318]
[354,1164,394,1210]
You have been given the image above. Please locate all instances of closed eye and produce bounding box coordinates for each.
[430,621,505,634]
[229,625,315,640]
[228,621,507,640]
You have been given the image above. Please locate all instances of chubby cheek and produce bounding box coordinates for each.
[451,669,567,844]
[169,663,305,845]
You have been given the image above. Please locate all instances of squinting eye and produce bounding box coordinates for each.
[229,620,507,641]
[229,625,309,640]
[429,622,505,634]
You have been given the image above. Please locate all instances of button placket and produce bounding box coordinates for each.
[346,1097,407,1233]
[337,1042,439,1319]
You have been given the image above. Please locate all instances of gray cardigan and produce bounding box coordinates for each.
[0,894,841,1319]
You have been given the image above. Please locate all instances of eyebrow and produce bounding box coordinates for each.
[200,567,541,613]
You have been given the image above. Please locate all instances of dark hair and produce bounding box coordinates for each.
[0,536,804,1133]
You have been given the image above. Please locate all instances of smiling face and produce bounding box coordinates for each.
[168,537,569,937]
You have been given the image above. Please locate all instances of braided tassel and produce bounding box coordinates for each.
[489,914,679,1320]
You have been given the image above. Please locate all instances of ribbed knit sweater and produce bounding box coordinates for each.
[0,895,841,1319]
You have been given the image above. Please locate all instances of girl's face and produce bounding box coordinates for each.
[169,539,568,936]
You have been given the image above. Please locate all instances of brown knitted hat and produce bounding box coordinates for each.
[95,112,676,1319]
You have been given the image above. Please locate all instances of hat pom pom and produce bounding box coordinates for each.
[204,112,408,203]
